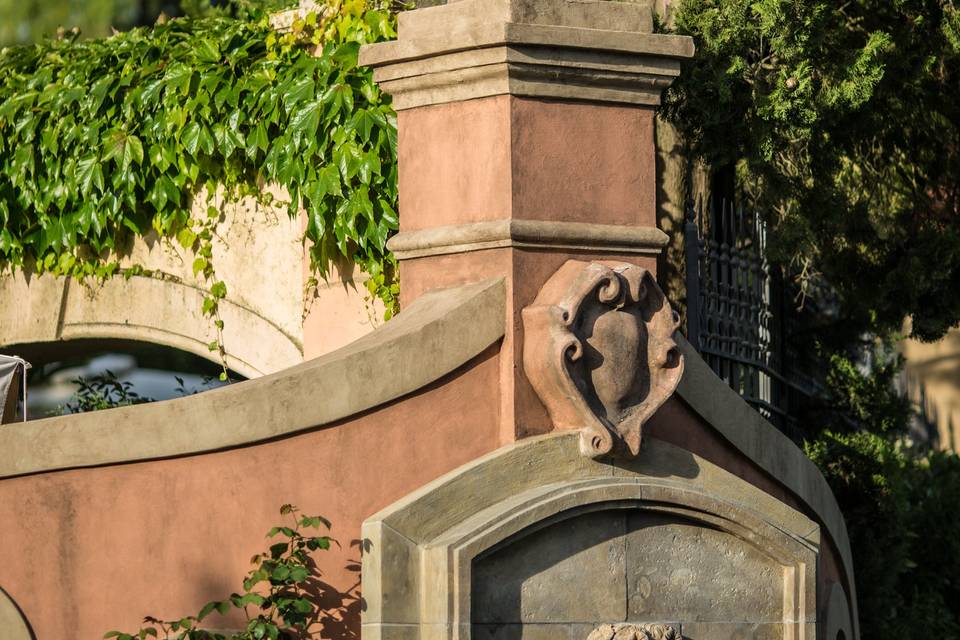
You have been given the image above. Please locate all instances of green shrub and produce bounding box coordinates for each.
[663,0,960,341]
[805,353,960,639]
[59,371,156,413]
[105,504,343,640]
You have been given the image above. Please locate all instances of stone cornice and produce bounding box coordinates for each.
[386,219,669,259]
[359,1,694,109]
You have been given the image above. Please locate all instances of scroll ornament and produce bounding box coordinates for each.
[522,260,684,458]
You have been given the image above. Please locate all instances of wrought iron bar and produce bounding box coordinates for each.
[683,198,809,438]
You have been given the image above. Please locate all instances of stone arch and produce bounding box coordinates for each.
[465,481,816,640]
[0,272,301,379]
[362,433,820,640]
[0,586,33,640]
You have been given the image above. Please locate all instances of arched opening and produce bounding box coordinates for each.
[1,339,245,420]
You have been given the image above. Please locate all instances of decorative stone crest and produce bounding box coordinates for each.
[522,260,683,458]
[588,623,681,640]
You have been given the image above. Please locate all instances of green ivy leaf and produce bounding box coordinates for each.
[182,121,202,157]
[163,63,194,96]
[177,228,197,250]
[196,39,221,64]
[282,75,315,108]
[290,100,322,143]
[103,131,144,170]
[74,155,105,195]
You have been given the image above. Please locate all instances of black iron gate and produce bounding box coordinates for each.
[684,198,811,438]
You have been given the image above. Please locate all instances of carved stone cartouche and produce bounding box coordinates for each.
[522,260,683,458]
[588,623,681,640]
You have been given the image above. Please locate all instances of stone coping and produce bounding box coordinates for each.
[386,219,670,259]
[674,335,860,639]
[0,278,506,478]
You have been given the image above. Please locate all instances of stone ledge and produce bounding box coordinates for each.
[386,220,669,259]
[360,23,695,68]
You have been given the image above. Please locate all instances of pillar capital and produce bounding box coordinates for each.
[360,0,693,110]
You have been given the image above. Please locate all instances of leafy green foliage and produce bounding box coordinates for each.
[105,504,339,640]
[813,349,914,438]
[0,0,399,321]
[804,351,960,639]
[807,432,960,639]
[663,0,960,340]
[60,371,155,414]
[180,0,297,20]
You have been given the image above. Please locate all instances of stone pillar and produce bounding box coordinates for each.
[360,0,693,443]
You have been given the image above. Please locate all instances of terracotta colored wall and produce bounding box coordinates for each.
[398,96,513,231]
[398,96,657,232]
[0,347,500,640]
[510,98,656,228]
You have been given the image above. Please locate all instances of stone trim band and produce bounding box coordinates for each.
[386,220,670,259]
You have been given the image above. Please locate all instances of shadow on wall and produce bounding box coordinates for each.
[298,541,365,640]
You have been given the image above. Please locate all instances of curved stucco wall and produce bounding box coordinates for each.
[0,279,508,639]
[0,279,506,477]
[0,275,858,639]
[0,188,381,377]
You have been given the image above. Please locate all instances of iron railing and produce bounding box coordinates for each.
[685,198,812,438]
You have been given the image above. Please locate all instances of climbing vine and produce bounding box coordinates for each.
[0,0,400,373]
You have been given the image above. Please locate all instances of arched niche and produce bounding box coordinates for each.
[361,433,820,640]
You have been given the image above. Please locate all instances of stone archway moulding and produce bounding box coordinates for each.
[0,272,301,379]
[361,433,820,640]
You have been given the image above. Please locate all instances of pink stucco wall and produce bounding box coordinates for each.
[0,347,500,639]
[398,96,657,232]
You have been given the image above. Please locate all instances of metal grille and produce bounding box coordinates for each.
[685,198,798,434]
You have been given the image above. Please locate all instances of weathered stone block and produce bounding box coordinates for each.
[624,511,782,623]
[472,510,627,623]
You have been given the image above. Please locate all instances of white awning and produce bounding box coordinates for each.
[0,355,30,424]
